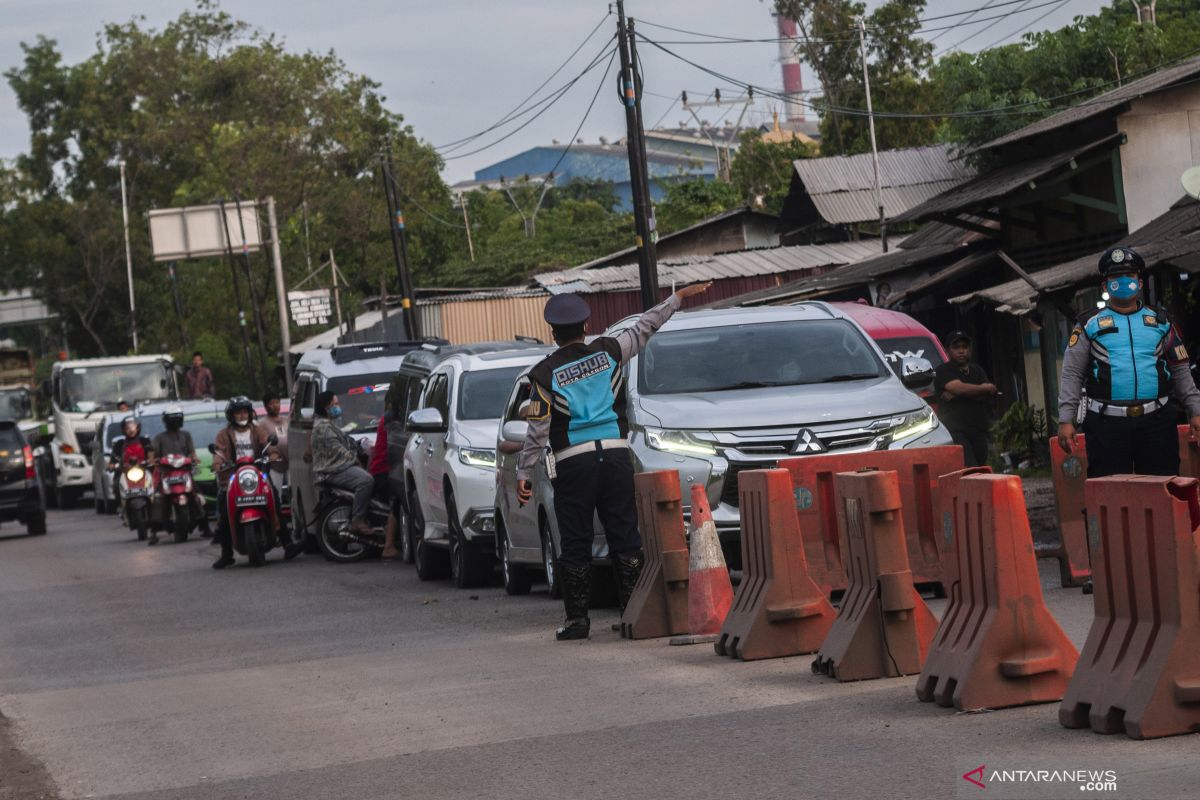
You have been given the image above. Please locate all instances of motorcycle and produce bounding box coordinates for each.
[113,457,153,542]
[313,441,390,563]
[217,438,281,567]
[156,454,210,544]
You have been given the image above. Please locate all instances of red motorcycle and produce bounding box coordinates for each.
[224,441,280,567]
[156,454,210,543]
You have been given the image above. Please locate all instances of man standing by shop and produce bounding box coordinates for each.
[1057,246,1200,476]
[933,331,997,467]
[185,352,215,399]
[518,282,712,641]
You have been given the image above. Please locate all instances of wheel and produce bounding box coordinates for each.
[447,489,492,589]
[411,492,449,580]
[243,520,266,567]
[24,513,47,536]
[55,485,77,510]
[135,518,148,542]
[316,504,371,563]
[172,505,190,544]
[397,500,415,564]
[541,518,562,600]
[498,517,531,596]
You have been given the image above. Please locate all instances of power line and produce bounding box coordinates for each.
[542,49,619,185]
[981,0,1074,51]
[928,0,1004,46]
[936,0,1035,57]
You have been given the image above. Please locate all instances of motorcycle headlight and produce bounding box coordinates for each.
[237,469,260,493]
[458,447,497,469]
[890,407,938,441]
[127,466,145,482]
[645,428,717,457]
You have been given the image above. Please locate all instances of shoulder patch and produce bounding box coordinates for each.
[1143,314,1159,327]
[1068,329,1080,347]
[1098,316,1115,329]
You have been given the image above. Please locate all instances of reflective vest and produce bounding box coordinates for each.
[1079,305,1174,403]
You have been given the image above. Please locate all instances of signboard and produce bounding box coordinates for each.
[288,289,333,327]
[148,202,263,262]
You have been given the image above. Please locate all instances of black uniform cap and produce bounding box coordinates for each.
[1098,246,1145,276]
[544,294,591,326]
[944,330,971,347]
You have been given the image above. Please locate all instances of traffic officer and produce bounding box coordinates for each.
[1057,245,1200,476]
[518,281,712,640]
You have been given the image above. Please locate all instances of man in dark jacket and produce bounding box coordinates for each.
[933,331,997,468]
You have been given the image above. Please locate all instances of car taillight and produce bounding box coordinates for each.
[61,443,75,454]
[23,446,35,480]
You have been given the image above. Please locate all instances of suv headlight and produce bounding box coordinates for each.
[890,407,937,441]
[458,447,497,469]
[645,428,717,457]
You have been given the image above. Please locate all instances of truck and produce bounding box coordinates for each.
[0,348,38,433]
[46,354,179,507]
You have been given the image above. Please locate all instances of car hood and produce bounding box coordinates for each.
[633,377,922,430]
[456,419,501,449]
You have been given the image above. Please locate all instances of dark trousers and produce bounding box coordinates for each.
[948,427,989,468]
[1082,406,1179,478]
[324,465,374,521]
[216,488,232,557]
[552,447,642,569]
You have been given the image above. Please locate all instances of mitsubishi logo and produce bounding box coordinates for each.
[792,429,825,454]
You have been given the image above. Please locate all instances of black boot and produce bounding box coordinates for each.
[555,564,591,641]
[613,550,645,614]
[212,540,234,570]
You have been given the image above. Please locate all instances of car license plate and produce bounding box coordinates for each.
[235,495,266,507]
[164,476,188,486]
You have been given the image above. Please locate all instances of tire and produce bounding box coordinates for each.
[55,485,77,510]
[103,495,117,515]
[243,520,266,567]
[411,493,449,581]
[498,517,531,596]
[172,505,190,544]
[316,504,371,563]
[24,513,47,536]
[541,518,562,600]
[135,518,148,542]
[447,488,491,589]
[397,500,415,564]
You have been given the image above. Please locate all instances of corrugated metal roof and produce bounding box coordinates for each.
[893,134,1124,223]
[575,207,776,270]
[534,240,890,293]
[982,55,1200,151]
[792,144,975,224]
[950,197,1200,313]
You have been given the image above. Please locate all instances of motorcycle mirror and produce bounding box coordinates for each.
[267,434,278,446]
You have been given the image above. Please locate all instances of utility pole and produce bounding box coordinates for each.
[858,17,887,254]
[616,0,660,310]
[265,197,293,392]
[167,261,189,350]
[118,160,139,353]
[219,200,258,395]
[458,192,476,262]
[380,149,419,339]
[329,250,345,337]
[233,198,271,391]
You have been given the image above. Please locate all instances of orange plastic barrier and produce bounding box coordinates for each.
[778,446,963,598]
[1176,425,1200,478]
[811,470,937,681]
[714,469,836,661]
[620,470,689,640]
[1060,475,1200,739]
[933,466,992,586]
[917,474,1078,710]
[1047,435,1092,588]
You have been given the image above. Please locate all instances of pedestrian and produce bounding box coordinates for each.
[368,412,400,559]
[933,331,998,468]
[185,351,215,399]
[519,281,713,640]
[1057,245,1200,477]
[257,391,289,493]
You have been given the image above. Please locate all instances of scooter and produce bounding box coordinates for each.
[156,454,211,544]
[113,457,154,542]
[313,441,390,563]
[220,440,281,567]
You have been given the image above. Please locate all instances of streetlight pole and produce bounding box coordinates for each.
[118,160,139,352]
[858,17,887,254]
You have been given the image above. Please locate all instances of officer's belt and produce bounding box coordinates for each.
[555,439,629,462]
[1086,397,1168,418]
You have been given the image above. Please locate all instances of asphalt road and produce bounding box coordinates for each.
[1,506,1198,800]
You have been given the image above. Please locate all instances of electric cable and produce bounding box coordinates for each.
[979,0,1075,51]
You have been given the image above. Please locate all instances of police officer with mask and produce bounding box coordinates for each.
[518,282,712,640]
[1057,245,1200,476]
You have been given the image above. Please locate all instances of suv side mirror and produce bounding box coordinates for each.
[900,356,935,390]
[501,420,528,444]
[300,408,314,421]
[407,408,447,434]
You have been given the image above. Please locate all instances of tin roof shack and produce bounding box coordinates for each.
[892,55,1200,420]
[578,207,780,270]
[777,144,975,244]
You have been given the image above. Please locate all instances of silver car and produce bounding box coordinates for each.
[612,302,952,565]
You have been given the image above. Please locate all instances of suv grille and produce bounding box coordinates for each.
[721,461,777,508]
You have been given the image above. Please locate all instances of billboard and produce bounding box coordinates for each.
[148,202,263,262]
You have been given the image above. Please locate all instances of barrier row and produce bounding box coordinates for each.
[623,463,1200,740]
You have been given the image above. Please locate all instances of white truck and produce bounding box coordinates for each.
[46,354,179,507]
[0,347,39,434]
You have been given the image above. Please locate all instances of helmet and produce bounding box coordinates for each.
[1098,246,1145,276]
[162,405,184,432]
[225,396,255,428]
[121,416,141,436]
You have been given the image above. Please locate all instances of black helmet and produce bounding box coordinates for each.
[225,396,255,427]
[162,405,184,431]
[121,416,141,436]
[1098,245,1145,276]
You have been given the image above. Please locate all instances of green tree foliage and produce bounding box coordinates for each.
[728,132,818,214]
[654,178,743,234]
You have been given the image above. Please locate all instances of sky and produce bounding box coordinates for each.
[0,0,1101,184]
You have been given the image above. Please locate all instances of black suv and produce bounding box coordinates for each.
[0,420,47,536]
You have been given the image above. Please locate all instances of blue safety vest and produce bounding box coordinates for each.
[529,340,627,450]
[1079,305,1173,403]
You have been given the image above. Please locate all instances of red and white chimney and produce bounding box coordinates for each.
[774,12,806,123]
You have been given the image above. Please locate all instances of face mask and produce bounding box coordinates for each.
[1107,276,1139,301]
[328,406,343,419]
[234,416,250,428]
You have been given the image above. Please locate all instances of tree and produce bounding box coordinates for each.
[654,178,743,234]
[728,131,818,214]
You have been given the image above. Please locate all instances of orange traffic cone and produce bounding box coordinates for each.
[672,484,734,645]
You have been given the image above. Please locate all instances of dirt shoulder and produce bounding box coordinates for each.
[0,712,58,800]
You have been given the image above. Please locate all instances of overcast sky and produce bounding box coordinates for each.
[0,0,1099,183]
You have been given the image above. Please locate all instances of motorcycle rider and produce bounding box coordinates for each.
[211,396,301,569]
[151,405,202,532]
[312,391,374,537]
[109,416,157,545]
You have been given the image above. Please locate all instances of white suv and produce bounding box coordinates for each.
[404,346,552,587]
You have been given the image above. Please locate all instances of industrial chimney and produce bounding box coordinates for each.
[773,11,806,124]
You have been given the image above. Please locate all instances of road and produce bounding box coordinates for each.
[1,506,1198,800]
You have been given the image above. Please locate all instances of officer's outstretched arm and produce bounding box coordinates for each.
[612,282,713,362]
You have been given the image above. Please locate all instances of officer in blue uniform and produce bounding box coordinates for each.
[1057,246,1200,477]
[518,282,711,640]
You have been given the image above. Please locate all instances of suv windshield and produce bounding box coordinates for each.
[458,366,525,421]
[327,373,393,432]
[56,362,172,412]
[0,387,31,420]
[638,319,885,395]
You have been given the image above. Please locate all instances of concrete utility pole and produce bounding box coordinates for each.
[118,160,138,353]
[265,197,293,392]
[380,149,419,339]
[858,17,887,254]
[616,0,660,310]
[218,199,258,395]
